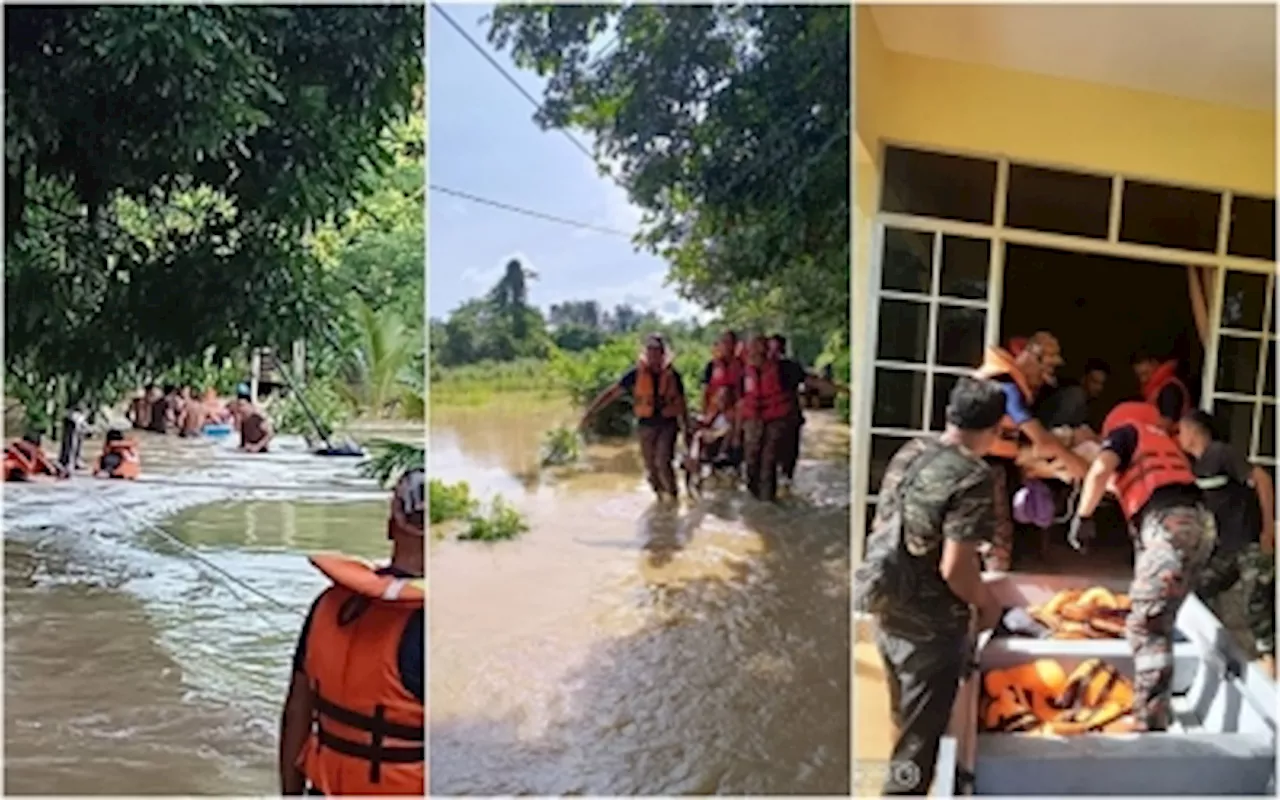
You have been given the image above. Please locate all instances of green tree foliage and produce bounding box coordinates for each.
[488,4,849,340]
[433,257,552,366]
[5,5,424,404]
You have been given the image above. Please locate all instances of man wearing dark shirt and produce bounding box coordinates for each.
[580,334,693,503]
[1038,358,1110,432]
[1131,351,1191,430]
[1071,401,1214,732]
[1179,410,1275,664]
[769,335,811,496]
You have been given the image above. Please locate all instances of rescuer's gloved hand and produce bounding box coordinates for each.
[1068,515,1097,554]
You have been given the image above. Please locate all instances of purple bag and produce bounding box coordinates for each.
[1012,479,1055,529]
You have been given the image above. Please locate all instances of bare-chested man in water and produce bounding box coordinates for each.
[235,390,274,453]
[177,385,205,438]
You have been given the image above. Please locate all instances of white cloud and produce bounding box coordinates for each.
[541,269,710,323]
[589,155,643,236]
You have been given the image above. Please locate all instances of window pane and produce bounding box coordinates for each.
[931,373,960,431]
[939,236,990,300]
[1005,164,1111,239]
[935,305,986,368]
[881,147,997,224]
[1214,400,1255,456]
[881,228,934,294]
[877,299,929,363]
[869,434,913,494]
[1228,196,1276,261]
[1221,270,1269,331]
[1259,403,1275,459]
[1216,336,1262,395]
[873,368,926,429]
[1120,180,1221,253]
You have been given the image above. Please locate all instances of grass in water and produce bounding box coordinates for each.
[539,425,582,467]
[459,496,529,542]
[430,479,477,524]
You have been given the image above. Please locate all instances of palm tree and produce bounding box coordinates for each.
[487,258,537,338]
[339,297,420,417]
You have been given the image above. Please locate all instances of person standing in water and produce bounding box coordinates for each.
[1070,401,1215,731]
[146,385,169,434]
[127,386,154,430]
[278,468,425,796]
[235,388,275,453]
[580,333,693,505]
[177,385,205,438]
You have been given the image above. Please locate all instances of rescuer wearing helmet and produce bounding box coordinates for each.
[1069,401,1215,732]
[278,468,425,796]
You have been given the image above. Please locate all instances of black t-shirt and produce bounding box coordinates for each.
[1155,384,1186,423]
[1192,441,1262,554]
[1100,424,1202,519]
[620,367,685,426]
[292,565,424,702]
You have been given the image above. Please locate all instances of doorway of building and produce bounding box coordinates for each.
[1001,244,1206,569]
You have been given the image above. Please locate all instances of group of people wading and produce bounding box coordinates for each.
[858,330,1276,795]
[580,330,843,504]
[5,383,275,484]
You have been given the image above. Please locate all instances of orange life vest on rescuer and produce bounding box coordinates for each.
[1142,360,1191,421]
[975,347,1034,460]
[4,440,38,480]
[98,440,141,480]
[740,360,792,422]
[1101,401,1197,521]
[633,360,685,420]
[298,555,425,796]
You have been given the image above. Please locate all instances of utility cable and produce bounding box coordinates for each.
[89,490,307,619]
[431,3,599,165]
[429,184,633,237]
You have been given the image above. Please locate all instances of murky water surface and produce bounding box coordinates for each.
[430,400,852,795]
[3,425,414,795]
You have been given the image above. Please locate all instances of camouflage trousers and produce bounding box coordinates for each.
[980,459,1015,572]
[1128,505,1216,732]
[1198,544,1275,657]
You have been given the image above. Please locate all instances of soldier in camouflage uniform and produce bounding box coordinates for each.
[1070,401,1214,732]
[865,378,1008,795]
[1177,411,1276,666]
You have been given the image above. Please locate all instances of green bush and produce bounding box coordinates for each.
[271,379,352,438]
[539,425,582,467]
[358,439,426,487]
[459,496,529,542]
[429,479,476,524]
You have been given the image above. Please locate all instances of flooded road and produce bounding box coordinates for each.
[3,426,410,795]
[429,398,851,795]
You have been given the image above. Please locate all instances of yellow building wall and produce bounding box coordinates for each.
[852,3,1276,503]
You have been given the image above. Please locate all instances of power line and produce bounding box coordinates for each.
[430,183,633,238]
[431,3,600,167]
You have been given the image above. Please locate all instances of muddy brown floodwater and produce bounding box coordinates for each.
[3,425,415,795]
[429,398,852,795]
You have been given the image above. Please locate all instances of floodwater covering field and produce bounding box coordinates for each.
[3,426,413,795]
[429,398,852,795]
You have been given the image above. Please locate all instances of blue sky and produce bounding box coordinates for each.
[428,4,698,322]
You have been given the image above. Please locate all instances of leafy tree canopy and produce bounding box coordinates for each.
[5,4,424,403]
[488,4,849,338]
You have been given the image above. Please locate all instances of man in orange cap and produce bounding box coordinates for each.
[279,468,425,796]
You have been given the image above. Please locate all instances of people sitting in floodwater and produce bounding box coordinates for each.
[127,385,154,430]
[176,385,205,438]
[95,429,141,480]
[5,432,69,481]
[145,385,171,434]
[202,387,233,425]
[235,390,275,453]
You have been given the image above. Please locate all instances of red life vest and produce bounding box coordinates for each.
[975,346,1035,461]
[1101,401,1197,521]
[298,555,425,796]
[703,357,742,411]
[1142,360,1191,421]
[740,360,792,422]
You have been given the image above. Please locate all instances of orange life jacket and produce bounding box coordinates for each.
[5,440,60,481]
[633,360,686,420]
[975,347,1034,460]
[98,440,141,480]
[299,555,425,796]
[1142,360,1191,421]
[740,360,792,422]
[1101,401,1197,521]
